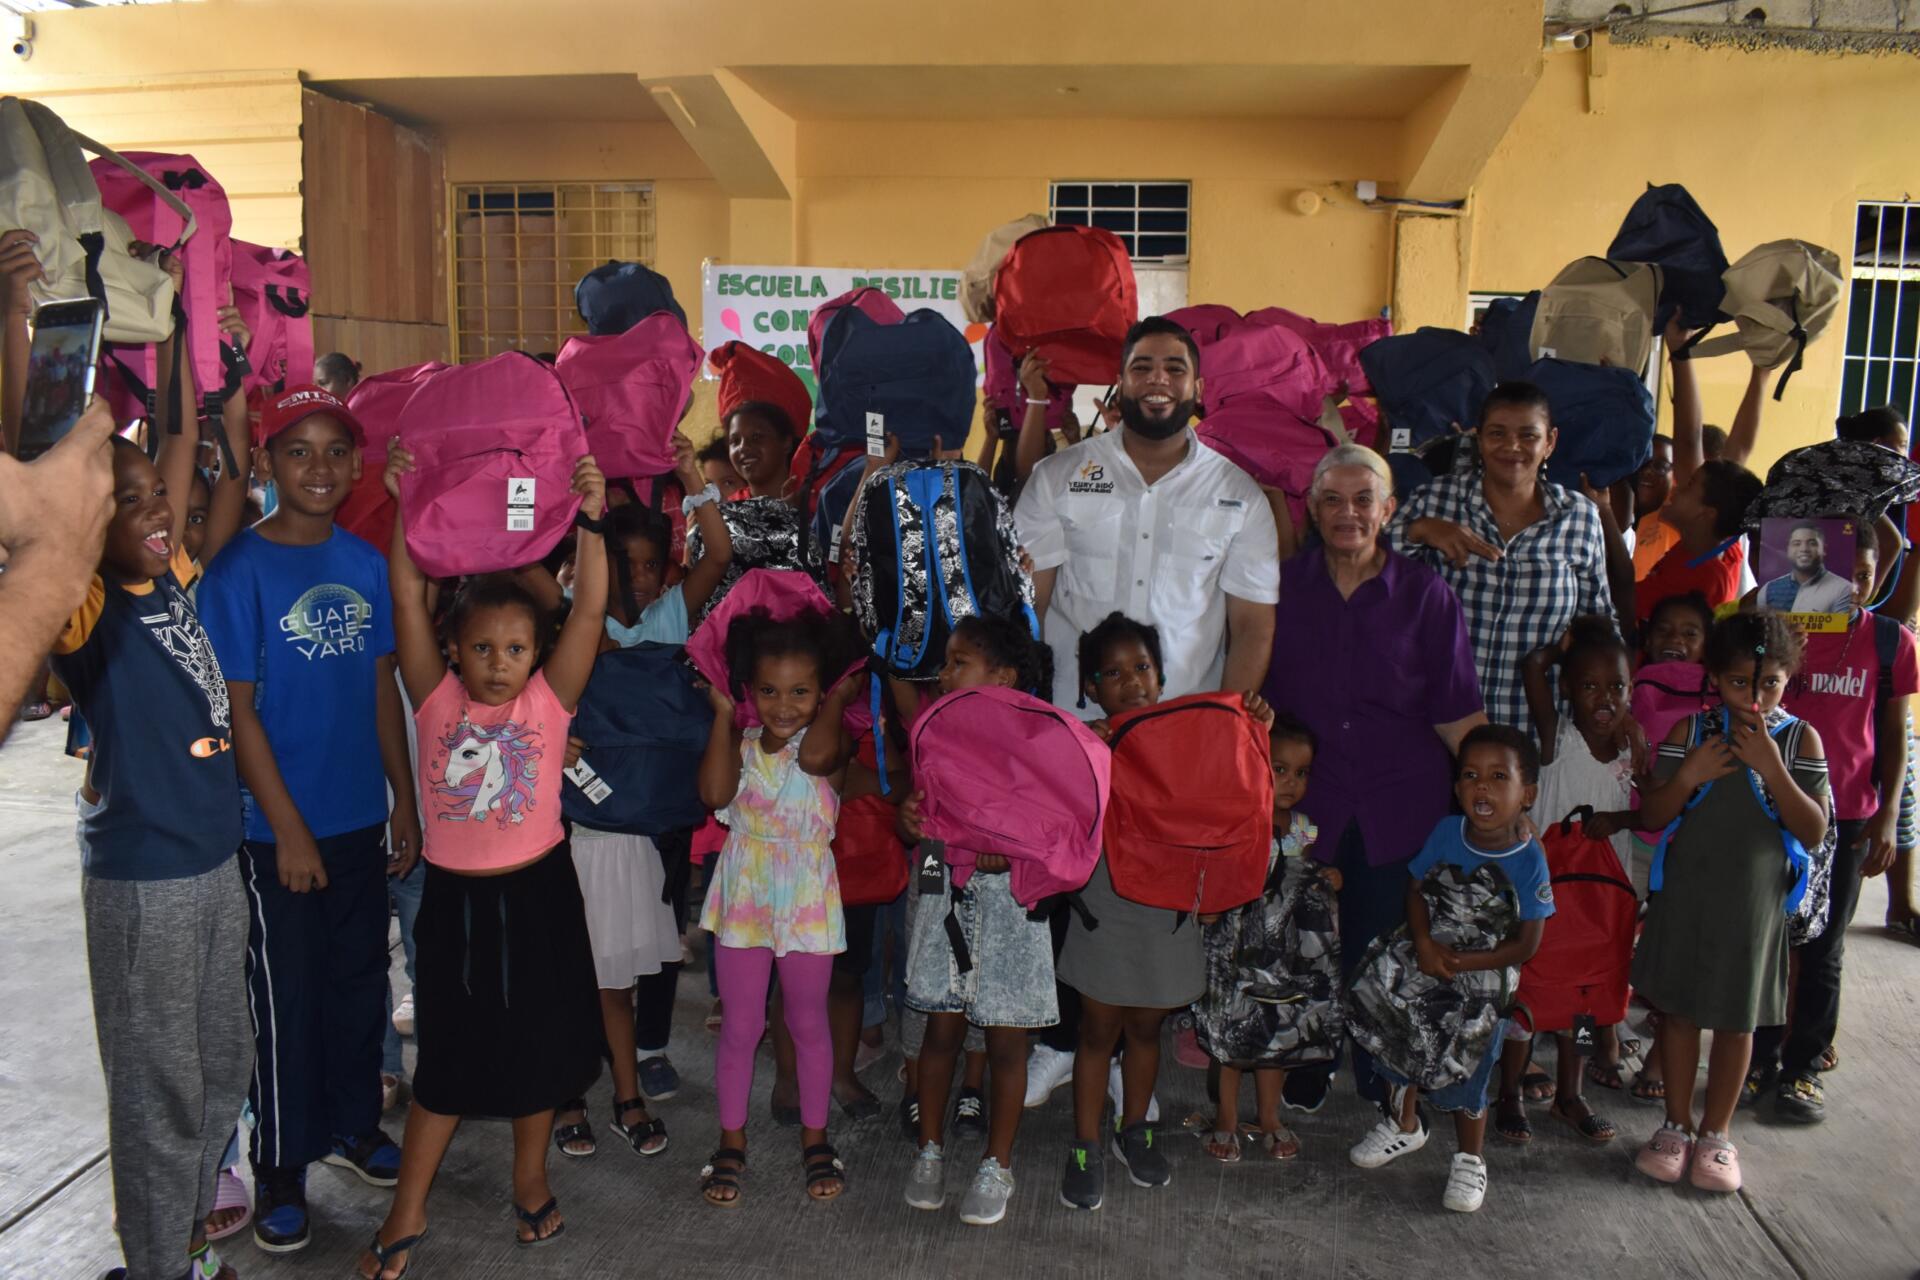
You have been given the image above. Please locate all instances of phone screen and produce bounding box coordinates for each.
[18,298,106,462]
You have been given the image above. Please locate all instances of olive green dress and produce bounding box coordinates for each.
[1631,712,1828,1032]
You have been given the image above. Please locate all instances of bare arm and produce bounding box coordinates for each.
[1520,645,1561,760]
[798,674,863,778]
[0,230,40,457]
[383,445,446,706]
[1583,476,1637,635]
[376,654,421,877]
[679,490,735,620]
[1220,593,1275,695]
[1451,917,1547,972]
[697,686,744,811]
[1637,719,1735,831]
[1434,711,1488,756]
[1012,351,1057,484]
[227,682,328,890]
[200,366,252,565]
[1667,319,1705,490]
[1866,698,1907,877]
[1030,564,1057,624]
[1722,363,1768,471]
[543,457,609,712]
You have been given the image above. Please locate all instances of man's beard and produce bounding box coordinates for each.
[1118,391,1198,441]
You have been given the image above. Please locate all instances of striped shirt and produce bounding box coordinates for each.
[1386,468,1615,735]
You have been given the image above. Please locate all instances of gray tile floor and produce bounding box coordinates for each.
[3,713,1918,1280]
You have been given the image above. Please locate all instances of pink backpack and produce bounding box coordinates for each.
[1196,313,1331,417]
[397,352,586,578]
[685,567,836,698]
[808,286,905,384]
[555,312,702,481]
[337,362,448,548]
[1633,660,1716,747]
[90,151,233,417]
[1164,304,1245,347]
[230,241,312,397]
[982,326,1074,430]
[1249,307,1392,399]
[1197,400,1340,529]
[910,686,1112,908]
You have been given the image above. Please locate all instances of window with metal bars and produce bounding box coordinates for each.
[450,182,656,362]
[1049,181,1191,263]
[1841,201,1920,427]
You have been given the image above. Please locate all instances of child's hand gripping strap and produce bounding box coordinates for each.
[1745,715,1814,916]
[1648,714,1710,895]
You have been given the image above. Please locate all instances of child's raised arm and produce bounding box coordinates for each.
[698,680,745,811]
[674,431,734,619]
[199,308,255,564]
[1520,641,1562,763]
[384,442,445,707]
[544,456,609,712]
[798,671,863,779]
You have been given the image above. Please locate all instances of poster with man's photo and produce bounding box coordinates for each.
[1756,517,1858,632]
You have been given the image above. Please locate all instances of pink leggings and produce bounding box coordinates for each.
[714,946,835,1131]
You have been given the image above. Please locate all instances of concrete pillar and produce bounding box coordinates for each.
[1390,210,1472,333]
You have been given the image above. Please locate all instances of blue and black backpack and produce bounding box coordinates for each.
[561,642,710,836]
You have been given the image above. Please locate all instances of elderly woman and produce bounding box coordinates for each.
[1386,382,1616,735]
[1262,443,1486,1111]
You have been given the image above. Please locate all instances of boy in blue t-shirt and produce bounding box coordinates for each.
[197,384,420,1255]
[1347,724,1553,1215]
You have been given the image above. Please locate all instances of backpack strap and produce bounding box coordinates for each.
[1771,293,1808,402]
[1873,612,1901,714]
[944,880,974,975]
[1648,713,1710,895]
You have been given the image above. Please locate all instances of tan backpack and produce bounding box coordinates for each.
[1688,240,1842,400]
[960,213,1048,324]
[1529,256,1663,375]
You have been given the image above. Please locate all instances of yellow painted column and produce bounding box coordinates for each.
[1390,209,1472,335]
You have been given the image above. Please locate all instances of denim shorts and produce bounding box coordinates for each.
[905,862,1057,1030]
[1375,1017,1510,1118]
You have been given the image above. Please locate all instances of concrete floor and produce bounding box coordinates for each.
[3,712,1919,1280]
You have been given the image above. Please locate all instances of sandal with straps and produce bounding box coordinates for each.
[512,1197,563,1248]
[362,1228,428,1280]
[610,1096,669,1156]
[802,1142,845,1201]
[552,1098,595,1158]
[701,1146,747,1207]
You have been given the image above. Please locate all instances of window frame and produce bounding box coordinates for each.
[1839,199,1920,429]
[1048,180,1192,264]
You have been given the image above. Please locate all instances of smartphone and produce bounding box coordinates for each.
[17,297,106,462]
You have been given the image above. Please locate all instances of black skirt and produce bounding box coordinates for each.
[411,842,602,1118]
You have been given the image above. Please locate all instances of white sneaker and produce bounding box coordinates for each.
[1442,1152,1488,1212]
[1023,1044,1075,1108]
[904,1142,946,1210]
[391,993,415,1037]
[1349,1116,1428,1169]
[1105,1059,1160,1124]
[957,1157,1015,1226]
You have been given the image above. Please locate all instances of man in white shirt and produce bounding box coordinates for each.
[1016,317,1280,714]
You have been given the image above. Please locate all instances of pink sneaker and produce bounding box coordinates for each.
[1633,1122,1693,1184]
[1689,1133,1742,1192]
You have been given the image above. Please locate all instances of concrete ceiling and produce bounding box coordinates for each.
[310,74,669,127]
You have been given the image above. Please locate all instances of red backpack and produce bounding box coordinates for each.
[336,362,448,548]
[992,225,1137,387]
[833,729,908,907]
[554,311,703,482]
[230,241,312,398]
[1514,808,1636,1035]
[1103,692,1274,914]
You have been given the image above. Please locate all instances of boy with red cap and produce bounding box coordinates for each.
[196,384,421,1255]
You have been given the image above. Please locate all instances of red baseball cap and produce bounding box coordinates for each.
[255,383,367,448]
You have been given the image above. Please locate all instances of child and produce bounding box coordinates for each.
[1057,612,1274,1211]
[355,447,610,1279]
[1495,617,1635,1141]
[52,390,254,1280]
[1631,611,1828,1193]
[695,610,855,1207]
[538,430,733,1159]
[1193,713,1338,1163]
[878,615,1057,1226]
[1348,724,1553,1214]
[197,385,420,1254]
[698,431,746,496]
[1636,458,1762,625]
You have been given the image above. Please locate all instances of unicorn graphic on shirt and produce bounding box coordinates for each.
[432,719,542,827]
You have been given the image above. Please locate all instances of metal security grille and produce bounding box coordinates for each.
[1841,202,1920,426]
[449,182,655,362]
[1049,181,1191,263]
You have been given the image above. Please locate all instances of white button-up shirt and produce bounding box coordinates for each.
[1016,427,1280,713]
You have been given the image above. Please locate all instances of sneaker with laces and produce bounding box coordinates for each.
[898,1095,922,1142]
[391,992,415,1037]
[322,1129,402,1186]
[958,1157,1015,1226]
[1442,1152,1488,1212]
[904,1142,946,1210]
[1105,1059,1161,1124]
[251,1165,310,1253]
[1060,1140,1105,1210]
[1023,1044,1075,1108]
[1349,1115,1427,1169]
[1689,1132,1742,1192]
[1111,1121,1172,1189]
[1633,1122,1693,1184]
[637,1054,681,1102]
[953,1087,987,1138]
[1774,1072,1825,1124]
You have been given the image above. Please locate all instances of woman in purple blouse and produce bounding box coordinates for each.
[1262,443,1487,1110]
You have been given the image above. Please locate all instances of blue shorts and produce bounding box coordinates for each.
[1375,1017,1510,1118]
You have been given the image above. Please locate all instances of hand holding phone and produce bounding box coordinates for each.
[17,298,106,463]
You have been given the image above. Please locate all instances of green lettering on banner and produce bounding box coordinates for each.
[752,311,771,334]
[808,276,827,297]
[776,275,793,298]
[939,278,957,300]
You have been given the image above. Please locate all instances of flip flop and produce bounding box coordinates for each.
[203,1167,251,1241]
[1585,1059,1628,1091]
[1255,1124,1300,1160]
[1629,1073,1666,1103]
[512,1197,563,1248]
[1202,1130,1242,1163]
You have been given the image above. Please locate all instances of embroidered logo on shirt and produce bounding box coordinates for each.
[1068,460,1114,495]
[280,584,374,660]
[429,716,543,827]
[1536,883,1555,905]
[1215,497,1244,509]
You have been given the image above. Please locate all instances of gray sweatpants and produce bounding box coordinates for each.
[83,857,252,1280]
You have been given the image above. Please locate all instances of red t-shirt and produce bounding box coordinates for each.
[1785,617,1920,820]
[1637,536,1745,624]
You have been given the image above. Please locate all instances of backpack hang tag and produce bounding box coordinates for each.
[1390,427,1412,454]
[507,476,537,532]
[564,757,612,805]
[1537,345,1557,360]
[916,846,945,895]
[1570,1013,1597,1057]
[866,410,886,459]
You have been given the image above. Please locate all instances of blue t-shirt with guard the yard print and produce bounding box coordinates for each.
[197,526,396,843]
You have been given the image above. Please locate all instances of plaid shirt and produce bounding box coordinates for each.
[1386,469,1615,735]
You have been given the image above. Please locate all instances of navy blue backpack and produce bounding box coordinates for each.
[1524,357,1655,490]
[815,308,978,458]
[575,261,687,336]
[1607,183,1728,332]
[1477,293,1540,381]
[1357,328,1496,447]
[561,643,709,835]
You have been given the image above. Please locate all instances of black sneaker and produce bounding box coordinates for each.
[1283,1064,1333,1114]
[1060,1140,1105,1211]
[251,1164,311,1253]
[1775,1073,1826,1124]
[1739,1062,1777,1108]
[952,1087,987,1138]
[1110,1120,1172,1189]
[898,1095,922,1142]
[322,1128,402,1186]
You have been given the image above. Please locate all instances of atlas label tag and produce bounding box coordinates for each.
[916,846,945,895]
[507,476,536,532]
[866,410,886,458]
[564,758,612,805]
[1571,1013,1597,1057]
[1390,427,1412,454]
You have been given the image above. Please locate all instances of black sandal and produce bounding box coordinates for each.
[701,1146,747,1207]
[611,1096,669,1156]
[512,1197,563,1248]
[1494,1094,1533,1144]
[1551,1098,1617,1144]
[802,1142,845,1200]
[363,1228,427,1280]
[552,1098,595,1158]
